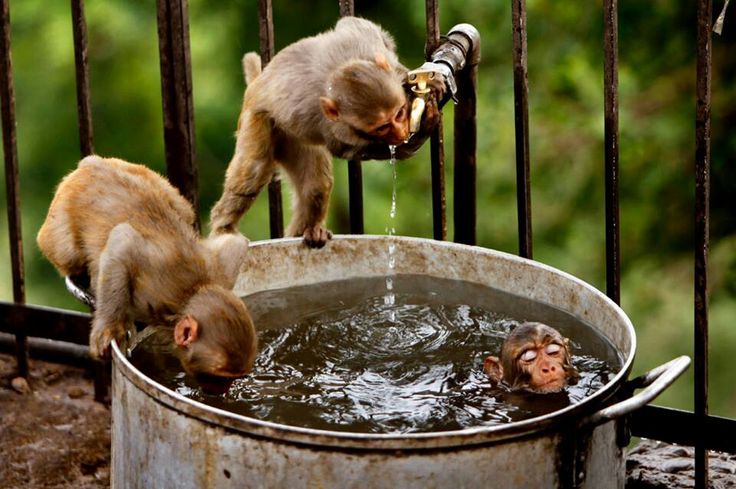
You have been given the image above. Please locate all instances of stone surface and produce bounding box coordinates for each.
[626,439,736,488]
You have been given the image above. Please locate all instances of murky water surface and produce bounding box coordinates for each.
[130,275,622,433]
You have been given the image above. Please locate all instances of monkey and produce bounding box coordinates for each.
[483,322,579,394]
[37,155,258,379]
[209,16,444,248]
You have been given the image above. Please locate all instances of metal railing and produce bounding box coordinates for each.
[0,1,731,488]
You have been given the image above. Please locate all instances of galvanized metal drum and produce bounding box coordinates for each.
[111,235,689,489]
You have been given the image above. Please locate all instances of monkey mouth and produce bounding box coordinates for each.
[530,380,567,394]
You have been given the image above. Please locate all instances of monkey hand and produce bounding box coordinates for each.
[89,319,125,359]
[302,225,333,249]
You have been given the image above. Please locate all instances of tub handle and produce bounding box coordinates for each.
[585,355,691,426]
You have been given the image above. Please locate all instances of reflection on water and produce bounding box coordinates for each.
[130,275,621,434]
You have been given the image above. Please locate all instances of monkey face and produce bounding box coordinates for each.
[510,341,570,393]
[485,322,579,394]
[176,287,259,382]
[365,103,410,145]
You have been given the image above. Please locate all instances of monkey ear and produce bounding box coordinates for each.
[320,97,340,121]
[483,355,504,384]
[174,315,199,348]
[374,53,391,71]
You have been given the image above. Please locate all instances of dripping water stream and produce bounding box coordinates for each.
[384,145,398,322]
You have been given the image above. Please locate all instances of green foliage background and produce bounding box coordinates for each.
[1,0,734,417]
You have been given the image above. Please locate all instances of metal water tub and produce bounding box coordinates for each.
[111,235,689,488]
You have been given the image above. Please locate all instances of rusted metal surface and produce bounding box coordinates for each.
[425,0,447,241]
[511,0,533,259]
[450,26,480,245]
[694,0,712,485]
[110,236,692,488]
[603,0,621,305]
[0,0,28,377]
[71,0,94,157]
[257,0,284,239]
[156,0,199,229]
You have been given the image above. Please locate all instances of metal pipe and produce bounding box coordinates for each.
[156,0,200,231]
[71,0,94,157]
[0,0,28,378]
[511,0,532,259]
[694,0,712,485]
[448,24,480,246]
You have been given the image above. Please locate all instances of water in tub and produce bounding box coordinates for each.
[130,274,621,434]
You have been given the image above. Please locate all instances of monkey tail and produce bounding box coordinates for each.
[242,52,262,85]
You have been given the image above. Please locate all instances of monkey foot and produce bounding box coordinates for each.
[303,226,333,249]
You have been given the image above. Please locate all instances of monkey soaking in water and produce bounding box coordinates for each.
[209,16,444,248]
[483,322,580,394]
[37,156,258,379]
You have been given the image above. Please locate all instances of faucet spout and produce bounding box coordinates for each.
[407,69,435,135]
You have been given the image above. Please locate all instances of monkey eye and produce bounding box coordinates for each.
[546,343,562,355]
[394,104,407,123]
[520,349,537,362]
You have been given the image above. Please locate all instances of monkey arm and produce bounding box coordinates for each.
[89,223,140,358]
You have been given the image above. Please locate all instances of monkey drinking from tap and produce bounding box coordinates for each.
[484,322,580,394]
[209,16,445,248]
[37,155,258,380]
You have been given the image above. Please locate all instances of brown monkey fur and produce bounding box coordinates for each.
[37,155,258,379]
[209,16,443,248]
[484,322,579,393]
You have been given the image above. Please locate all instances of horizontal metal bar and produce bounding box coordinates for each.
[630,405,736,454]
[0,331,94,367]
[0,301,91,346]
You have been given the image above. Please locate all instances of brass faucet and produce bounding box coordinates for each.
[407,69,436,135]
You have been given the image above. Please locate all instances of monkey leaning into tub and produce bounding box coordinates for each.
[37,155,258,387]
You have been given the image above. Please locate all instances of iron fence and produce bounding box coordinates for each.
[0,1,732,488]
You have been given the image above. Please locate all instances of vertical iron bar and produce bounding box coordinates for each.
[0,0,28,377]
[603,0,620,304]
[453,57,478,245]
[72,0,106,401]
[258,0,284,239]
[426,0,446,241]
[71,0,94,157]
[338,0,364,234]
[347,161,364,233]
[694,0,712,485]
[156,0,199,230]
[511,0,532,258]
